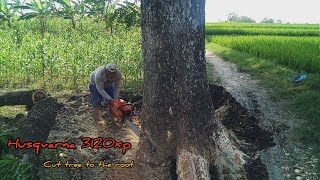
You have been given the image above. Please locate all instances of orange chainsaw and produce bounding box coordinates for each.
[109,99,143,138]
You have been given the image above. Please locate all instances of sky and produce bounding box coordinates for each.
[205,0,320,24]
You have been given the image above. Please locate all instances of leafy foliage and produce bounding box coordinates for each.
[0,154,33,180]
[14,0,55,36]
[116,1,140,29]
[0,133,33,179]
[0,0,16,27]
[0,0,141,31]
[52,0,89,29]
[15,0,54,20]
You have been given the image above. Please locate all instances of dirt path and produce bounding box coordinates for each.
[206,51,318,180]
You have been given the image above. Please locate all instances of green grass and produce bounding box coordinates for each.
[207,35,320,73]
[0,106,26,118]
[206,43,320,144]
[206,62,221,84]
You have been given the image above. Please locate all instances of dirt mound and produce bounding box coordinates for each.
[210,84,275,152]
[209,83,275,179]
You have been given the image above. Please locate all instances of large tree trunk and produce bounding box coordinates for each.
[136,1,276,179]
[136,0,214,179]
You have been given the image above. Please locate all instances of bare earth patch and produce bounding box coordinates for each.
[38,93,142,179]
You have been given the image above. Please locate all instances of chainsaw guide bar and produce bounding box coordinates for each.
[109,99,143,138]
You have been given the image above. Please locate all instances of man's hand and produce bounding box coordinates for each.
[109,98,115,105]
[101,101,108,107]
[101,97,107,107]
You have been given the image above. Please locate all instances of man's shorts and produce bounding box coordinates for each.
[89,83,114,107]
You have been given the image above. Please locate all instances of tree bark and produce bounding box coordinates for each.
[136,0,276,179]
[136,0,214,179]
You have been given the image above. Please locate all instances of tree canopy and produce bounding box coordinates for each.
[226,12,256,23]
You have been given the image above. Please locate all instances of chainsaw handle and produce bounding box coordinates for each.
[113,103,134,112]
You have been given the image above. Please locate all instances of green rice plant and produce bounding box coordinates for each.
[207,35,320,73]
[205,22,320,29]
[206,27,320,36]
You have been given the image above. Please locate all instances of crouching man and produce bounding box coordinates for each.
[89,64,122,128]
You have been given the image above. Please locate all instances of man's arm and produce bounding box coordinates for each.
[113,72,122,99]
[95,77,112,101]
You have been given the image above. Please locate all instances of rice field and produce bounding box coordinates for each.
[207,35,320,72]
[206,23,320,73]
[0,18,143,92]
[206,22,320,29]
[206,27,320,36]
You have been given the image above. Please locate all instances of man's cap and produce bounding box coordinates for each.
[106,64,117,72]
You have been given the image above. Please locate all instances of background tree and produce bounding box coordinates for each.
[226,12,256,23]
[261,17,274,23]
[237,16,256,23]
[226,12,238,22]
[0,0,16,28]
[11,0,26,15]
[85,0,119,33]
[115,1,140,30]
[103,0,118,33]
[15,0,54,36]
[53,0,80,29]
[136,0,214,179]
